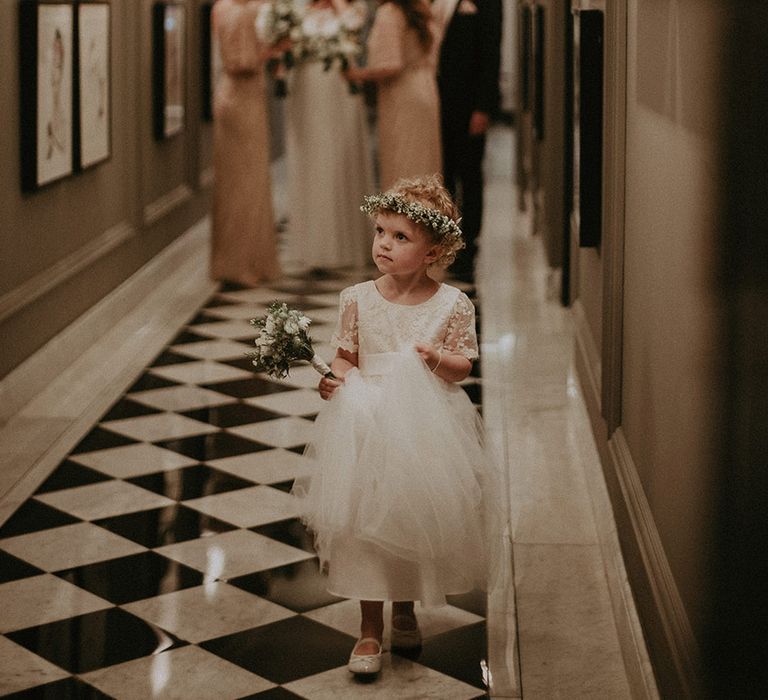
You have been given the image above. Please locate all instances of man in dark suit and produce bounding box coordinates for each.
[438,0,502,281]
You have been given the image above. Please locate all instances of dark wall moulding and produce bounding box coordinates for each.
[576,9,604,248]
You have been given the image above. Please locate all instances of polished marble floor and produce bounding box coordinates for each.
[0,125,651,699]
[0,270,490,699]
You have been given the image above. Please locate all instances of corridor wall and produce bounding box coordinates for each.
[569,1,726,696]
[0,1,214,380]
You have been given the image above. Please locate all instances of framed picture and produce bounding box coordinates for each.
[19,1,75,191]
[200,2,221,121]
[75,2,111,169]
[153,2,186,139]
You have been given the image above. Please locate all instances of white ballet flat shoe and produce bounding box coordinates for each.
[348,637,383,674]
[391,615,422,649]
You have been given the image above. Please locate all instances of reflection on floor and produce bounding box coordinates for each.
[0,271,489,699]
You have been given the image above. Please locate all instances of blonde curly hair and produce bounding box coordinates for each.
[363,174,465,268]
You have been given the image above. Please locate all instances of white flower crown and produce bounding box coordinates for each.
[360,193,465,266]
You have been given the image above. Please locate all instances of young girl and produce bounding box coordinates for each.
[292,175,491,676]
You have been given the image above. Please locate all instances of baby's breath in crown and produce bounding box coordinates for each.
[360,193,465,267]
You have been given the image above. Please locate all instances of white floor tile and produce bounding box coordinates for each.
[122,581,295,643]
[246,389,325,416]
[101,413,218,442]
[155,529,313,580]
[34,481,174,520]
[170,339,253,361]
[1,521,145,571]
[207,448,314,484]
[0,574,112,632]
[149,361,252,385]
[71,443,198,478]
[128,385,234,412]
[229,416,316,449]
[81,645,274,699]
[191,320,256,340]
[0,636,69,695]
[284,654,482,699]
[183,484,302,528]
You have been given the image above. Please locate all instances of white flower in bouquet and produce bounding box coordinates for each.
[255,0,303,44]
[249,301,334,379]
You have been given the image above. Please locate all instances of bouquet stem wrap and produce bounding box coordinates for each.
[310,354,335,378]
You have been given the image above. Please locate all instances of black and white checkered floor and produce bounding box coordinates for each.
[0,270,487,699]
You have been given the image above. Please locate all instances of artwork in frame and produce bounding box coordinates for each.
[153,2,186,139]
[19,0,75,191]
[200,2,222,121]
[75,1,111,169]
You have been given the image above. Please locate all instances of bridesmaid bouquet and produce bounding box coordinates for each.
[254,0,303,96]
[249,302,335,379]
[294,1,366,93]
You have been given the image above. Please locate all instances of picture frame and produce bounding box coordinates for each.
[74,1,111,169]
[153,2,186,140]
[19,0,75,191]
[200,2,220,121]
[576,9,604,248]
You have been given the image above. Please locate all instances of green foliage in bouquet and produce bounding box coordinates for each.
[249,302,333,379]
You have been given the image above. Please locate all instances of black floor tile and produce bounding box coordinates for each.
[99,397,163,422]
[221,356,262,373]
[188,311,222,325]
[250,518,315,553]
[126,373,180,393]
[127,464,254,500]
[0,549,44,583]
[148,350,198,367]
[94,504,237,548]
[201,615,354,684]
[0,500,80,538]
[445,589,487,617]
[202,295,238,309]
[55,550,204,604]
[416,621,488,690]
[1,676,112,699]
[219,281,250,292]
[239,687,307,700]
[201,377,295,399]
[268,480,295,494]
[34,460,111,495]
[7,607,185,675]
[470,360,482,378]
[156,432,271,461]
[170,329,210,345]
[286,445,307,456]
[230,558,342,613]
[181,403,285,428]
[69,427,137,455]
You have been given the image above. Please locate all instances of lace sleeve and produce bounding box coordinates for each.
[330,286,359,353]
[367,3,405,71]
[443,292,479,360]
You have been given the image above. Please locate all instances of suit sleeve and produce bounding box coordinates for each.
[476,0,502,114]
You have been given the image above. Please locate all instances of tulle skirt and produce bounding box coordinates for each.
[292,350,496,606]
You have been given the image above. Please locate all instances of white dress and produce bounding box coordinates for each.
[284,2,374,270]
[292,281,494,606]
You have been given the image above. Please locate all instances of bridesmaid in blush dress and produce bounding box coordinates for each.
[346,0,443,189]
[211,0,281,287]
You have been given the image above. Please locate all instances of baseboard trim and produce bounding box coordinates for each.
[0,218,211,424]
[608,429,701,697]
[573,298,602,408]
[0,221,135,324]
[143,184,193,225]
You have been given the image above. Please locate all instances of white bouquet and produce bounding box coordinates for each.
[255,0,304,95]
[295,1,365,88]
[249,302,334,379]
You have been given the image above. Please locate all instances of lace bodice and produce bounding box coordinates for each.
[331,281,478,359]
